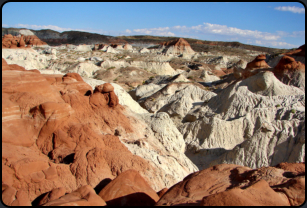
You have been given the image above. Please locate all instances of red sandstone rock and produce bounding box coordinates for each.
[275,162,305,176]
[43,185,106,206]
[102,83,114,93]
[160,38,195,54]
[62,72,84,82]
[18,35,26,47]
[2,186,31,206]
[24,35,48,46]
[28,69,41,74]
[274,55,305,74]
[99,169,159,206]
[60,73,93,95]
[157,187,168,198]
[200,179,290,206]
[2,58,10,71]
[2,62,158,204]
[156,163,304,206]
[91,83,119,107]
[37,187,67,205]
[156,164,252,206]
[2,34,47,48]
[245,54,270,70]
[272,176,305,206]
[283,44,305,57]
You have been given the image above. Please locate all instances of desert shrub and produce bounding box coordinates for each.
[107,66,116,70]
[275,104,281,108]
[290,109,296,114]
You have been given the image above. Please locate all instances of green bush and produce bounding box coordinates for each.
[290,109,296,114]
[275,104,281,108]
[107,66,116,70]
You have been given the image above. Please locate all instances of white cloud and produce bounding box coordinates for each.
[171,22,282,41]
[133,27,175,36]
[269,41,298,48]
[125,29,131,33]
[15,24,87,32]
[2,24,8,27]
[275,6,305,14]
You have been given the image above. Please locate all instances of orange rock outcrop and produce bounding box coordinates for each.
[2,34,47,48]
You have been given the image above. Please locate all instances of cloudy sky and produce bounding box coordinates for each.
[2,2,305,49]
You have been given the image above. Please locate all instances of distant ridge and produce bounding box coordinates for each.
[2,27,127,46]
[2,27,289,54]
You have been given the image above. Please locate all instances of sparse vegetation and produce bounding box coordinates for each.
[107,66,116,70]
[290,109,296,114]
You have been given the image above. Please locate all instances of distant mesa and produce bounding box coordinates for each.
[160,38,195,55]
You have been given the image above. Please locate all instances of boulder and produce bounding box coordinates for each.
[244,54,269,70]
[82,78,149,114]
[43,185,106,206]
[99,169,159,206]
[18,35,26,48]
[37,187,66,205]
[273,55,305,91]
[157,163,303,206]
[200,180,289,206]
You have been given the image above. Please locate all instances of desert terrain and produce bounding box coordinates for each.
[2,28,305,206]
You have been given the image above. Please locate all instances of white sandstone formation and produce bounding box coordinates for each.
[139,48,150,53]
[130,61,177,76]
[75,44,92,52]
[143,83,217,120]
[106,46,119,53]
[120,110,199,190]
[2,49,49,70]
[100,60,130,69]
[178,71,305,170]
[67,62,100,78]
[201,71,220,82]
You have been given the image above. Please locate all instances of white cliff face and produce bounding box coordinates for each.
[67,62,100,78]
[130,61,177,76]
[178,71,305,170]
[100,60,130,69]
[120,110,198,190]
[2,49,49,70]
[143,83,216,119]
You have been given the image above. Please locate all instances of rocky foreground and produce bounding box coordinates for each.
[2,30,305,206]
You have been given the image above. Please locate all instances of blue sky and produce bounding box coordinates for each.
[2,2,305,49]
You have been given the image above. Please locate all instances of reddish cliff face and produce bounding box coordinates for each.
[2,34,47,48]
